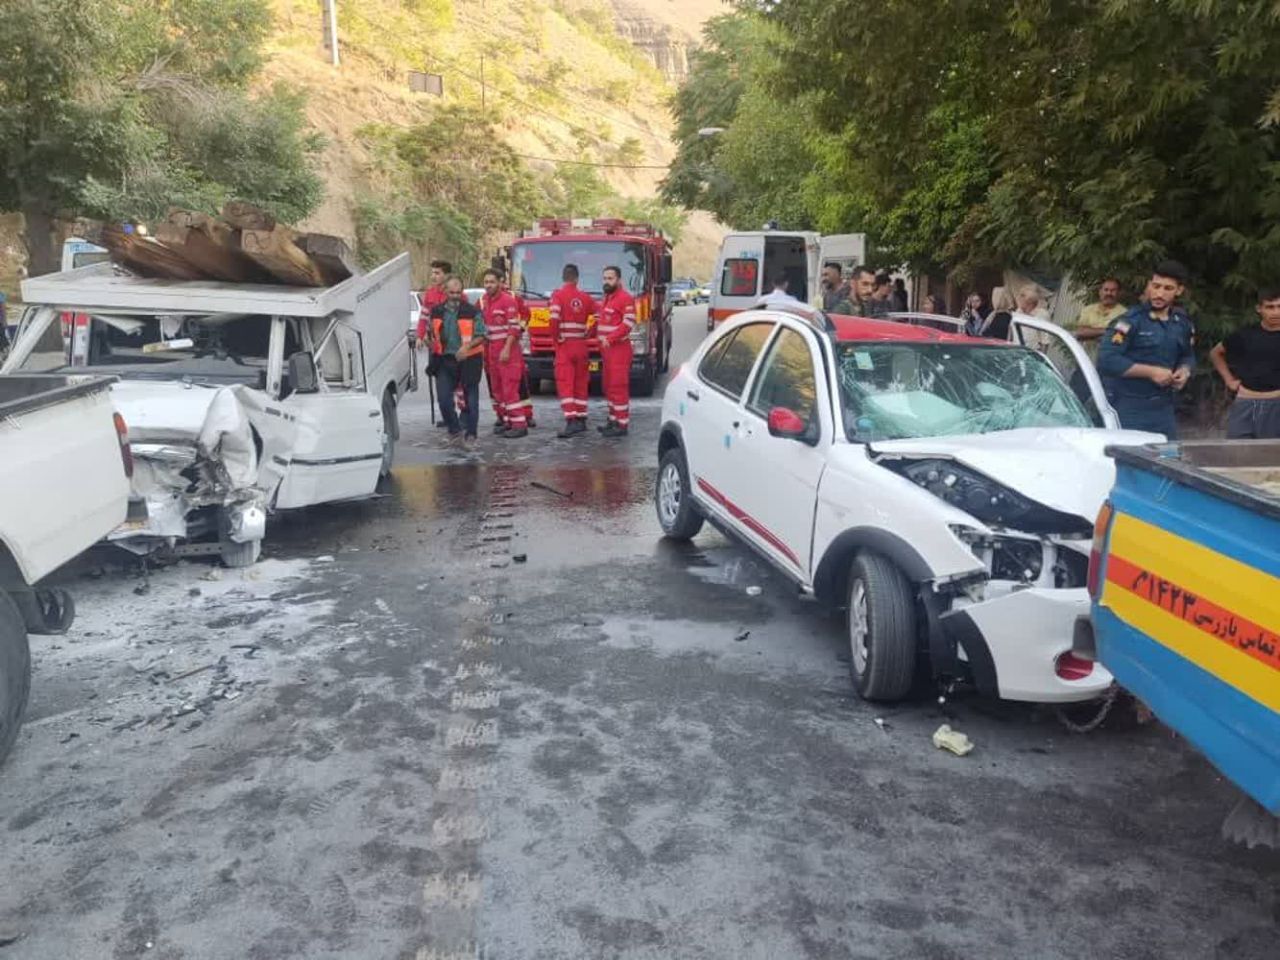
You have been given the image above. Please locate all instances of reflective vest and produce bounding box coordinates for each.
[432,313,485,358]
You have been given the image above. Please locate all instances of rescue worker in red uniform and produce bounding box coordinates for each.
[415,259,452,344]
[550,264,598,438]
[597,265,637,437]
[479,269,530,439]
[503,273,535,431]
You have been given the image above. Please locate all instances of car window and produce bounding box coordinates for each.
[720,259,759,297]
[699,322,774,399]
[748,327,818,427]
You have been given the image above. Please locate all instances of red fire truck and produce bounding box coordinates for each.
[506,218,674,396]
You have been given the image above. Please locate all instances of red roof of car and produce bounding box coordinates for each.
[829,314,1008,345]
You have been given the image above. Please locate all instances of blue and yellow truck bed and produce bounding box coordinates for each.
[1089,440,1280,815]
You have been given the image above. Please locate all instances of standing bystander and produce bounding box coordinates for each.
[428,277,487,447]
[1071,278,1126,359]
[820,263,851,312]
[1210,287,1280,439]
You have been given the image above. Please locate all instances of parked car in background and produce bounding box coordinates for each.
[0,373,132,767]
[695,281,712,303]
[4,255,418,567]
[669,278,699,307]
[655,304,1160,704]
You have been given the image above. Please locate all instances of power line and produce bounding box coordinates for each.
[511,151,670,170]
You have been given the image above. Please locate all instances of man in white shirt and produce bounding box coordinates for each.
[757,275,804,308]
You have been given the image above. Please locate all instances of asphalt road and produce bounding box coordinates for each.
[1,306,1276,960]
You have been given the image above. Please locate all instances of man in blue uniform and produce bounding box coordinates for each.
[1097,261,1196,438]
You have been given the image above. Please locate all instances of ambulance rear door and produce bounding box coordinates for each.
[710,233,764,329]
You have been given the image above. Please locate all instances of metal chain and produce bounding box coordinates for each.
[1056,682,1121,734]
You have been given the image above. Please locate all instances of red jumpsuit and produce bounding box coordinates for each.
[480,290,528,430]
[550,283,598,423]
[598,289,637,429]
[416,284,448,341]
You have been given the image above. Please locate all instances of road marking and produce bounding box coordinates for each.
[445,720,500,748]
[422,873,482,908]
[452,663,500,681]
[451,690,501,710]
[431,814,488,844]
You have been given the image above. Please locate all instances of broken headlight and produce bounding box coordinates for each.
[889,458,1092,536]
[950,525,1044,583]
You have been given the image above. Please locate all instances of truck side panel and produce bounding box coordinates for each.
[0,382,128,585]
[1096,462,1280,813]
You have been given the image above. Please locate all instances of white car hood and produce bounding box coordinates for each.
[868,427,1163,519]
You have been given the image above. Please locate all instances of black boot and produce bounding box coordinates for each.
[597,419,615,434]
[601,422,629,438]
[492,420,507,434]
[501,427,528,439]
[557,421,577,438]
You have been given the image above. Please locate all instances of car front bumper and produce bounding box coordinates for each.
[942,586,1113,703]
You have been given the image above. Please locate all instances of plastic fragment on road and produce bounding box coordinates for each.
[733,630,750,642]
[746,586,762,597]
[932,724,974,756]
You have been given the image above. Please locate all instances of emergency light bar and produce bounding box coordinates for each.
[529,218,662,239]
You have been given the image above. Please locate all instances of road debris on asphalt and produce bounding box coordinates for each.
[530,480,573,499]
[932,724,975,756]
[746,586,763,597]
[733,629,751,642]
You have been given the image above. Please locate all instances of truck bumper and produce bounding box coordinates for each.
[943,587,1114,703]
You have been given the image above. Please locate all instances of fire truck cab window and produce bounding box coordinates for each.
[512,240,647,298]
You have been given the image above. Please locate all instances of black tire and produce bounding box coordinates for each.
[706,313,715,332]
[528,377,544,396]
[13,588,76,635]
[380,390,398,477]
[632,357,657,398]
[847,551,917,702]
[655,447,704,540]
[0,591,32,769]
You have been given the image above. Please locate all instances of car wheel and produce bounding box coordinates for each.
[847,551,917,701]
[0,590,32,768]
[528,377,543,396]
[656,447,704,541]
[380,390,398,477]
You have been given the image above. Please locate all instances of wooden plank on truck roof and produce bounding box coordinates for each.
[238,226,328,287]
[100,223,207,281]
[152,222,270,283]
[297,233,357,285]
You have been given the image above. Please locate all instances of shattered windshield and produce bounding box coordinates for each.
[73,312,287,382]
[510,240,646,298]
[836,342,1092,441]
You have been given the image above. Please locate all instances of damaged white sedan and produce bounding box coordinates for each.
[656,305,1161,704]
[3,255,417,566]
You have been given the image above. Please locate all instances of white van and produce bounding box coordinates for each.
[707,231,866,330]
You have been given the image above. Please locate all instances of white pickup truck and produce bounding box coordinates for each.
[2,254,417,566]
[0,374,133,765]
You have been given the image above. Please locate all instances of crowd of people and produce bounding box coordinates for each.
[415,259,637,448]
[818,260,1280,440]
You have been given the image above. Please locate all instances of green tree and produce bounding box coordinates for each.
[0,0,321,276]
[767,0,1280,327]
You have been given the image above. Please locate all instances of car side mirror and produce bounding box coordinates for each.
[287,351,319,394]
[768,407,811,443]
[660,254,673,285]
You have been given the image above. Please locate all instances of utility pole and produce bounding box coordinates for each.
[322,0,340,68]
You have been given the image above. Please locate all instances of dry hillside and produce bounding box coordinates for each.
[0,0,726,305]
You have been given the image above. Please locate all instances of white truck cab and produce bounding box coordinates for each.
[3,255,417,566]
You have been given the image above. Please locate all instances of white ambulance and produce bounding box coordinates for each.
[707,230,866,330]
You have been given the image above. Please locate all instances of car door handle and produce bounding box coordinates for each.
[686,389,700,401]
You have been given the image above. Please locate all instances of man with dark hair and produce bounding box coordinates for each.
[597,265,636,437]
[873,273,893,307]
[1097,260,1196,438]
[550,263,598,437]
[841,266,889,318]
[479,269,529,438]
[892,277,908,312]
[1210,286,1280,438]
[416,259,454,344]
[820,263,850,312]
[1072,277,1126,360]
[758,273,803,308]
